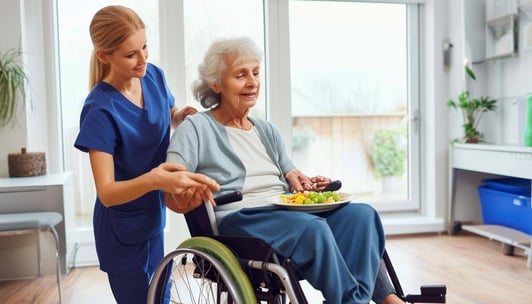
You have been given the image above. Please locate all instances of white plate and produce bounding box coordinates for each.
[273,192,353,213]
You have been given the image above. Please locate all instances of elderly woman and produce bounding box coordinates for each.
[166,37,404,304]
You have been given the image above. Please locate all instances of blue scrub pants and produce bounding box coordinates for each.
[106,232,165,304]
[219,203,386,304]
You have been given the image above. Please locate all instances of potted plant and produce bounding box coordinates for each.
[0,48,44,177]
[369,129,406,178]
[0,48,28,127]
[446,65,497,143]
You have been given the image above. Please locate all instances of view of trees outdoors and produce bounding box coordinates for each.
[289,1,416,206]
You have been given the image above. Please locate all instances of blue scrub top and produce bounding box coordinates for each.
[74,63,175,250]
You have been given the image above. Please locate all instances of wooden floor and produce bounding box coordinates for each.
[0,232,530,303]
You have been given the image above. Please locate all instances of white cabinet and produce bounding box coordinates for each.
[0,172,75,277]
[448,144,531,269]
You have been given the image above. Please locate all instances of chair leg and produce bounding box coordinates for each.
[49,226,63,304]
[37,230,43,277]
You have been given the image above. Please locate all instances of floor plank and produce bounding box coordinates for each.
[0,232,530,303]
[385,233,532,304]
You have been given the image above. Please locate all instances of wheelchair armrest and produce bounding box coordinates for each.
[185,191,243,237]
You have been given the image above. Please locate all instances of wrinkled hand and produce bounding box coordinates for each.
[285,169,313,192]
[309,175,331,191]
[285,169,332,192]
[155,162,220,213]
[165,188,214,214]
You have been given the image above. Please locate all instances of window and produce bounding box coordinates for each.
[55,0,424,262]
[287,0,421,211]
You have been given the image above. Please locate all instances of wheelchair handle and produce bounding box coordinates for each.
[214,191,243,206]
[322,180,342,192]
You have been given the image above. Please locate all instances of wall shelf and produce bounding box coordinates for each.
[485,13,518,60]
[465,0,519,64]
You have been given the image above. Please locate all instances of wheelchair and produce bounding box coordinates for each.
[147,182,446,303]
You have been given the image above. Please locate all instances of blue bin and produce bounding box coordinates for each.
[477,186,532,235]
[482,177,531,196]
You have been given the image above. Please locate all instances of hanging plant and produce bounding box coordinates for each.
[0,48,28,127]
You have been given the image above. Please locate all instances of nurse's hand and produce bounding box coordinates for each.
[157,162,219,213]
[164,187,215,214]
[171,106,198,128]
[155,162,219,193]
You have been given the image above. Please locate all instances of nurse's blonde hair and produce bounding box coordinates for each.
[88,5,145,89]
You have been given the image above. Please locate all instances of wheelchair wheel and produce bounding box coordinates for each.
[147,237,256,304]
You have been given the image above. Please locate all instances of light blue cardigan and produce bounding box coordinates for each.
[166,110,296,197]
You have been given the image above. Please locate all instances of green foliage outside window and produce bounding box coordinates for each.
[369,129,406,178]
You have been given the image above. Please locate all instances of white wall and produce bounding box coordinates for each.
[452,0,532,146]
[483,23,532,146]
[0,0,28,177]
[421,0,452,228]
[0,0,61,178]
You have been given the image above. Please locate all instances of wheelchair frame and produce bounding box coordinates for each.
[151,184,446,303]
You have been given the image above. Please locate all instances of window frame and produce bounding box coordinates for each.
[272,0,423,212]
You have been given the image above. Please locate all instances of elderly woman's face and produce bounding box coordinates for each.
[212,56,260,111]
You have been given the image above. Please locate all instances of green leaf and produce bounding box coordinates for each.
[0,48,28,127]
[465,66,476,80]
[446,65,497,143]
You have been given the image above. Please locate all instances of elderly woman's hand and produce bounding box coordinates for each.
[164,188,215,214]
[285,169,314,192]
[285,169,333,192]
[309,175,332,191]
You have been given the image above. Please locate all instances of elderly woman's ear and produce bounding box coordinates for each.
[210,83,221,94]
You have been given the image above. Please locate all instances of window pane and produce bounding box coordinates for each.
[183,0,265,118]
[289,1,414,206]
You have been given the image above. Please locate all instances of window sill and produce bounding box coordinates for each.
[381,214,446,235]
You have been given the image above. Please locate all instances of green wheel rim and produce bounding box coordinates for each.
[178,236,257,303]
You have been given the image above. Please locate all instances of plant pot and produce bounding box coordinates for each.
[8,148,46,177]
[465,137,480,143]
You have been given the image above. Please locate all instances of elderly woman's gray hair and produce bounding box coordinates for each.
[192,37,263,109]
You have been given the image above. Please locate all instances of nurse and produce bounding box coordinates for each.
[74,5,219,303]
